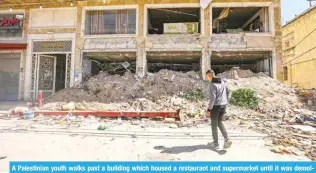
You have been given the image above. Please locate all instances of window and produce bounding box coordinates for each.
[285,41,290,48]
[283,66,288,81]
[85,9,136,35]
[147,8,201,35]
[0,14,24,38]
[212,7,269,34]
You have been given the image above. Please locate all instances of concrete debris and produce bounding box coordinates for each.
[33,68,316,160]
[270,146,291,155]
[231,106,316,160]
[8,107,29,115]
[43,68,304,119]
[164,118,176,124]
[45,70,208,103]
[97,125,109,131]
[291,125,316,132]
[216,67,268,79]
[290,109,316,124]
[298,89,316,110]
[62,102,76,111]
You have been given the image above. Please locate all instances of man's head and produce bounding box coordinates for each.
[206,69,215,81]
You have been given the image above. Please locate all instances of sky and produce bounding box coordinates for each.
[282,0,316,25]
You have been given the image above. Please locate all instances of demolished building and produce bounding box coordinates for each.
[0,0,282,102]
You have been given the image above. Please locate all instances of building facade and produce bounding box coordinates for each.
[282,6,316,89]
[0,0,282,101]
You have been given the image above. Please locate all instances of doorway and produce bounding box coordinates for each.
[0,53,21,101]
[32,54,68,100]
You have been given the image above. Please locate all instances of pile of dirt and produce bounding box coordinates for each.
[45,68,301,115]
[37,67,316,160]
[216,67,269,79]
[45,70,208,103]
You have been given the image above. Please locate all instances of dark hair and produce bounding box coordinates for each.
[206,69,215,76]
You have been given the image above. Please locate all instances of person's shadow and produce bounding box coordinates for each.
[154,145,227,155]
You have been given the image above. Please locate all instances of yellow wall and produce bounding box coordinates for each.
[283,6,316,89]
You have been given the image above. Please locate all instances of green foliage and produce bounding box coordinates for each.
[230,88,259,109]
[183,88,205,101]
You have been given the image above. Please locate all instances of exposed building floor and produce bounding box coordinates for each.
[0,118,308,171]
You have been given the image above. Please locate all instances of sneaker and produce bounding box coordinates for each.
[223,140,232,149]
[207,142,219,149]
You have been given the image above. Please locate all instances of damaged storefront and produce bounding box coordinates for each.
[145,4,205,74]
[211,51,272,76]
[81,5,138,79]
[82,38,137,79]
[0,12,26,101]
[212,6,270,34]
[209,2,276,78]
[146,51,201,73]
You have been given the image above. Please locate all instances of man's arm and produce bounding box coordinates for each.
[208,84,216,111]
[226,82,230,101]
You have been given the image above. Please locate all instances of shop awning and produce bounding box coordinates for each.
[0,43,27,50]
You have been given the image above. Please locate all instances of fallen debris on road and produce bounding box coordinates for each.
[2,67,316,160]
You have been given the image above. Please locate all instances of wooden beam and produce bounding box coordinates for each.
[241,9,263,29]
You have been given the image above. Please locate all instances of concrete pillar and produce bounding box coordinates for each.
[136,38,146,78]
[73,1,87,86]
[201,49,211,80]
[200,5,211,80]
[273,4,283,81]
[136,3,146,78]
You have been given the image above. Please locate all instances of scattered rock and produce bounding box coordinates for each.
[171,97,183,106]
[131,120,141,125]
[97,125,108,131]
[164,118,176,124]
[169,124,178,129]
[239,120,246,126]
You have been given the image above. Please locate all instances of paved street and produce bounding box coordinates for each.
[0,119,308,172]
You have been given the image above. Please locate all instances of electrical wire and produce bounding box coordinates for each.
[283,46,316,65]
[283,27,316,64]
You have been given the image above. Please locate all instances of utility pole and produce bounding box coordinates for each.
[307,0,316,7]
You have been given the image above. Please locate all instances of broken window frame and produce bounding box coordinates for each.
[84,7,137,36]
[144,4,204,36]
[283,66,289,81]
[146,51,201,73]
[210,2,274,35]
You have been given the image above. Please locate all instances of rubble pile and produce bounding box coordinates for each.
[46,70,208,103]
[227,75,301,114]
[230,107,316,160]
[44,70,209,119]
[18,67,316,160]
[45,68,302,117]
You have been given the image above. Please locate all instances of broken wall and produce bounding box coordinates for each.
[0,0,282,100]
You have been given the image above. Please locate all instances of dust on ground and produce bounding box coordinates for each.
[0,117,309,171]
[3,67,316,161]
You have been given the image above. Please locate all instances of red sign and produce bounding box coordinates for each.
[0,17,20,26]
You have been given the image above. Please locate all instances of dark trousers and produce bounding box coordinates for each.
[211,105,228,143]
